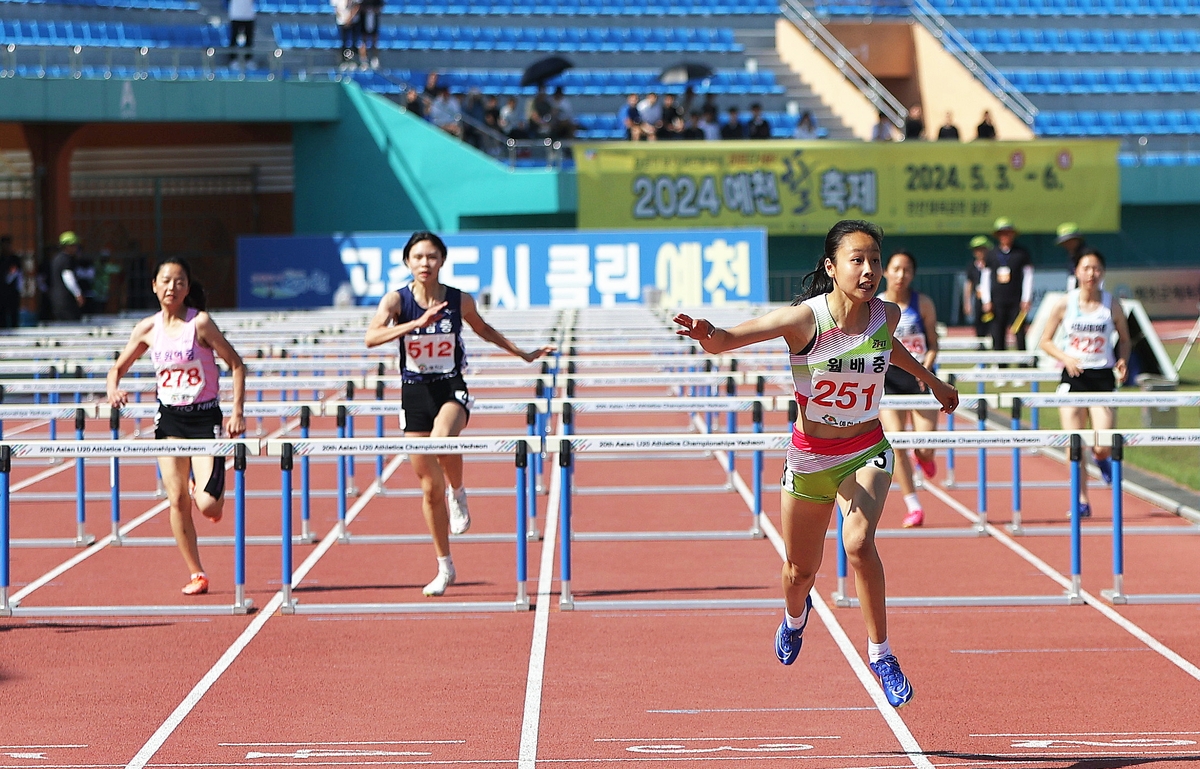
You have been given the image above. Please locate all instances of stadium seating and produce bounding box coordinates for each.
[0,21,226,48]
[1002,68,1200,94]
[418,68,785,96]
[962,27,1200,53]
[0,0,198,9]
[1034,109,1200,135]
[814,0,1200,15]
[574,110,806,138]
[256,0,778,15]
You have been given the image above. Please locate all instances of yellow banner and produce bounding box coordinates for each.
[575,141,1120,236]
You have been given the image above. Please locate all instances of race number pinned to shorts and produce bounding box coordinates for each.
[404,332,456,375]
[157,364,206,406]
[453,389,474,409]
[869,448,896,476]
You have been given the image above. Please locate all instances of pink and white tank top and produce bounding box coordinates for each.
[150,308,221,407]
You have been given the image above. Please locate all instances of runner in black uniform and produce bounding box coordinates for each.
[365,231,556,597]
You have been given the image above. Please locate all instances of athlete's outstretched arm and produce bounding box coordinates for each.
[461,293,556,362]
[106,318,154,408]
[673,304,811,354]
[364,291,446,348]
[198,313,246,438]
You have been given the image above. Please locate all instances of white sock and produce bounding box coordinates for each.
[437,555,454,575]
[785,602,810,630]
[868,638,892,663]
[903,493,922,513]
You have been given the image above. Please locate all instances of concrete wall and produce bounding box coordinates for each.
[775,18,880,141]
[911,24,1033,142]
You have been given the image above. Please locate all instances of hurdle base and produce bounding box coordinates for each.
[566,598,781,611]
[836,594,1085,607]
[285,599,530,614]
[1108,593,1200,604]
[1006,522,1025,536]
[4,600,257,617]
[560,581,573,611]
[515,582,530,612]
[1101,587,1127,605]
[334,532,517,544]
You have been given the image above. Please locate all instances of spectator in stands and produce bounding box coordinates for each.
[721,106,745,139]
[621,94,653,141]
[680,86,696,117]
[526,85,554,137]
[551,87,575,139]
[794,111,819,139]
[500,96,524,138]
[462,89,486,148]
[638,93,664,136]
[333,0,360,68]
[976,110,997,140]
[661,93,684,128]
[356,0,382,69]
[980,217,1033,354]
[404,87,425,118]
[964,235,991,338]
[682,112,705,140]
[660,114,687,140]
[870,111,895,142]
[1056,222,1087,290]
[228,0,256,67]
[903,104,925,140]
[429,88,462,138]
[423,72,440,101]
[701,92,719,117]
[937,112,960,141]
[50,231,85,322]
[0,235,20,328]
[698,107,720,141]
[747,103,771,139]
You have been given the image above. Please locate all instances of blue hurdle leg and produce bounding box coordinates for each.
[233,446,250,613]
[1103,434,1126,604]
[558,441,573,610]
[281,444,295,612]
[1067,434,1083,603]
[1,447,11,614]
[515,445,529,609]
[831,503,850,607]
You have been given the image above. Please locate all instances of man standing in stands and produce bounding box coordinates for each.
[1056,222,1087,290]
[870,111,895,142]
[50,231,85,323]
[0,235,21,328]
[937,112,960,141]
[747,103,772,139]
[976,110,997,140]
[721,106,745,139]
[356,0,382,69]
[903,104,925,140]
[979,217,1033,353]
[227,0,256,67]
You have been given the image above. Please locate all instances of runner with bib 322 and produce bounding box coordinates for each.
[673,220,958,708]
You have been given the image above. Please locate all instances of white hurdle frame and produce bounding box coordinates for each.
[265,435,542,614]
[0,438,259,617]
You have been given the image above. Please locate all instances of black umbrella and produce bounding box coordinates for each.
[521,56,573,87]
[660,62,714,85]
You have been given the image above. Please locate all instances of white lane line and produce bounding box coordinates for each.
[973,730,1200,737]
[950,648,1150,654]
[648,708,874,713]
[924,480,1200,683]
[125,452,407,769]
[715,449,933,769]
[11,459,75,492]
[595,736,840,742]
[220,740,465,746]
[518,420,562,769]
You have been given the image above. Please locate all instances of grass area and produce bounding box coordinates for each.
[956,339,1200,491]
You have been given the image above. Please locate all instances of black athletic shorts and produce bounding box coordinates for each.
[1058,368,1116,393]
[400,375,473,433]
[155,399,224,439]
[884,366,924,396]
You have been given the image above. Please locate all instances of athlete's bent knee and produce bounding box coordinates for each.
[783,560,817,586]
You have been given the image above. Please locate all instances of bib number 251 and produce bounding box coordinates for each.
[811,380,877,411]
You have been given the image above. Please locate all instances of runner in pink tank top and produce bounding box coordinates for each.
[107,258,246,597]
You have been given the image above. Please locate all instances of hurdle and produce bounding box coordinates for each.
[323,398,544,541]
[553,431,791,611]
[1095,429,1200,606]
[265,435,540,613]
[825,429,1094,608]
[0,438,258,617]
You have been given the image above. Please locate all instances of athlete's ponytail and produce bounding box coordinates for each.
[792,219,884,305]
[155,257,207,311]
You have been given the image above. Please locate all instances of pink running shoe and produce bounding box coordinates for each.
[902,508,925,528]
[916,453,937,480]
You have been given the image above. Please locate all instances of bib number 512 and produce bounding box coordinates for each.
[408,339,453,359]
[812,380,877,411]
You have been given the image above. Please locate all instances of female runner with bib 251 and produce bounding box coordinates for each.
[107,258,246,596]
[365,231,556,597]
[1038,248,1131,518]
[674,220,959,708]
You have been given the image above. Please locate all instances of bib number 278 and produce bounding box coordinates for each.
[811,380,877,411]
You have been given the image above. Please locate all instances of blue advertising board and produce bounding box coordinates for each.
[237,228,768,310]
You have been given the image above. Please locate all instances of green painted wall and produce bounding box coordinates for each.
[0,77,340,122]
[293,83,572,234]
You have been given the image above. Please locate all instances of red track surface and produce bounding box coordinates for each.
[3,391,1200,769]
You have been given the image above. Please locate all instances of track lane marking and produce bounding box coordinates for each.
[923,480,1200,683]
[125,452,408,769]
[711,442,934,769]
[517,416,561,769]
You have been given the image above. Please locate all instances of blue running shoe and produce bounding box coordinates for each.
[870,654,914,708]
[1095,457,1113,486]
[1079,502,1092,518]
[775,596,812,665]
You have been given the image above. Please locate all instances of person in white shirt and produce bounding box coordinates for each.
[429,89,462,137]
[637,92,663,133]
[697,106,720,141]
[870,111,895,142]
[332,0,359,67]
[228,0,256,66]
[794,111,819,139]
